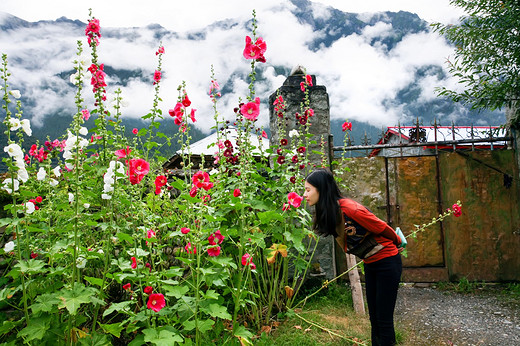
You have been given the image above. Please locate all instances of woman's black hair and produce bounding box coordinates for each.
[306,168,343,237]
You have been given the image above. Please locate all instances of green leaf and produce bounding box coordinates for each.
[84,276,104,287]
[143,328,183,345]
[103,301,133,317]
[203,303,232,320]
[164,285,189,298]
[31,293,60,314]
[257,210,284,224]
[234,325,254,340]
[202,289,220,300]
[182,319,214,333]
[58,283,99,315]
[0,320,19,336]
[14,259,47,275]
[17,316,51,342]
[99,322,125,338]
[116,232,135,245]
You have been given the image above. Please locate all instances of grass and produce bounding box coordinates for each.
[254,281,373,345]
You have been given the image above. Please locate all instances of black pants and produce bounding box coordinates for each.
[364,254,402,346]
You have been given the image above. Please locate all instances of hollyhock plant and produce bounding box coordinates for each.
[240,97,260,121]
[147,293,166,312]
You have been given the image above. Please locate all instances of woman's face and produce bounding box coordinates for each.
[303,181,319,206]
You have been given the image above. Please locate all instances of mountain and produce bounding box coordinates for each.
[0,0,505,170]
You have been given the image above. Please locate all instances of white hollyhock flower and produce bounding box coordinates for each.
[20,119,32,136]
[83,203,90,209]
[69,72,79,84]
[76,257,87,268]
[68,193,74,203]
[289,129,300,138]
[101,193,112,200]
[4,241,15,252]
[4,143,23,160]
[9,90,21,99]
[2,178,19,193]
[8,118,21,131]
[37,167,46,181]
[25,201,35,214]
[17,167,29,183]
[49,178,59,187]
[52,166,61,177]
[79,127,88,136]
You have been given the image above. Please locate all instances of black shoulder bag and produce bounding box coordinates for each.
[343,213,384,259]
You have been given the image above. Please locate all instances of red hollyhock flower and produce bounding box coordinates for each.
[277,156,285,164]
[85,18,101,36]
[155,175,167,188]
[287,192,303,208]
[342,121,352,132]
[153,70,161,84]
[208,230,224,245]
[123,283,131,291]
[156,46,165,55]
[305,74,313,86]
[147,229,156,239]
[297,146,306,154]
[169,102,184,118]
[207,246,221,257]
[189,187,198,197]
[115,146,132,159]
[290,176,296,184]
[131,257,137,269]
[147,293,166,312]
[242,253,253,266]
[262,130,268,138]
[181,227,190,234]
[182,94,191,107]
[243,36,267,62]
[452,203,462,217]
[190,108,197,123]
[132,128,138,134]
[233,189,241,197]
[128,158,150,185]
[192,171,210,189]
[30,252,38,259]
[144,286,153,294]
[280,138,288,146]
[292,155,298,163]
[282,203,290,211]
[35,196,43,203]
[185,242,196,254]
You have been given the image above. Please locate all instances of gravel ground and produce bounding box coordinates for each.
[394,284,520,345]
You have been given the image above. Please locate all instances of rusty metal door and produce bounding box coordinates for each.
[385,156,448,280]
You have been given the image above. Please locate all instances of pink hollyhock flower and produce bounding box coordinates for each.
[452,203,462,217]
[233,189,241,197]
[208,230,224,245]
[147,229,156,239]
[189,186,198,198]
[156,46,165,55]
[201,181,214,191]
[85,18,101,36]
[287,192,303,208]
[207,246,221,257]
[305,108,314,117]
[282,203,290,211]
[243,36,267,62]
[82,109,90,121]
[132,128,138,134]
[131,257,137,269]
[181,227,190,234]
[115,146,132,159]
[144,286,153,294]
[147,293,166,312]
[182,94,191,107]
[342,121,352,132]
[192,171,210,189]
[300,82,306,92]
[185,242,196,254]
[240,98,260,121]
[190,108,197,123]
[123,283,131,291]
[128,158,150,185]
[153,70,162,84]
[169,103,184,118]
[262,130,268,138]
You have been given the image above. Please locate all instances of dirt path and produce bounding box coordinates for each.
[394,284,520,345]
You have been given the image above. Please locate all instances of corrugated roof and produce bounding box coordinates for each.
[177,126,270,156]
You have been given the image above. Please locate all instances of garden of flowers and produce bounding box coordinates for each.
[0,10,463,345]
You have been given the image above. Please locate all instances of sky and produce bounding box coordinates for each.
[0,0,473,135]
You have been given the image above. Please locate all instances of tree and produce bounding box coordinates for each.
[431,0,520,128]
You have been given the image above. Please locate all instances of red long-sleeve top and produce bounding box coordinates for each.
[339,198,401,264]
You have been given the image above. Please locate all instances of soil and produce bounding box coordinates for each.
[394,283,520,346]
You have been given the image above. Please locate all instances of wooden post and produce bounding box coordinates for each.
[346,253,365,315]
